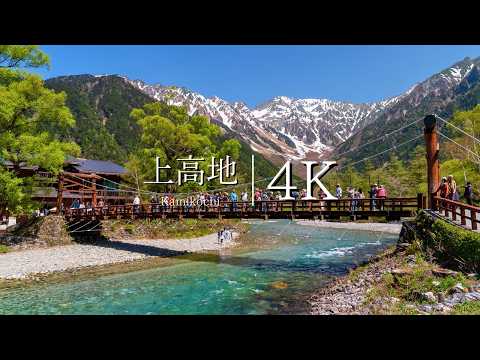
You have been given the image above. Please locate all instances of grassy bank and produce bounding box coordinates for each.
[416,210,480,272]
[361,250,477,314]
[326,211,480,314]
[101,218,247,240]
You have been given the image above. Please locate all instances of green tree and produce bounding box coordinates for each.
[126,102,241,196]
[0,45,80,214]
[406,145,427,195]
[441,106,480,200]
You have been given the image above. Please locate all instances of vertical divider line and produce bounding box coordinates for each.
[251,154,255,207]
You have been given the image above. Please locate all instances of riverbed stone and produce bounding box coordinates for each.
[0,232,240,279]
[451,283,467,294]
[422,292,437,303]
[432,268,459,278]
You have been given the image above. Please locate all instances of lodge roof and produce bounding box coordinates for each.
[2,157,126,176]
[66,157,127,175]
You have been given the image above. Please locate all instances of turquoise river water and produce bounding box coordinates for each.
[0,220,398,314]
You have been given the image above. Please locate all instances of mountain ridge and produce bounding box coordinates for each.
[45,55,480,173]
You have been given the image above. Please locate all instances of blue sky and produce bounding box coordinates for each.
[37,45,480,107]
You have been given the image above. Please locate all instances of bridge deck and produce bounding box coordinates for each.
[64,198,420,221]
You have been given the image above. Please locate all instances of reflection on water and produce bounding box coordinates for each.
[0,220,397,314]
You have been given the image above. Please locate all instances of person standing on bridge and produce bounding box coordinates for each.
[368,184,378,210]
[335,184,342,199]
[261,191,269,213]
[347,187,355,211]
[376,185,387,210]
[447,175,458,201]
[241,191,248,211]
[241,191,248,202]
[464,182,474,205]
[435,177,449,199]
[354,188,364,211]
[230,190,238,211]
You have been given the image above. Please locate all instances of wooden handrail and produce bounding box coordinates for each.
[432,196,480,212]
[433,196,479,230]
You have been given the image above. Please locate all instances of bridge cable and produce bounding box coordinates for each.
[338,134,424,169]
[94,173,274,196]
[435,114,480,145]
[65,173,142,194]
[437,131,480,163]
[335,117,423,158]
[70,221,102,233]
[68,171,276,199]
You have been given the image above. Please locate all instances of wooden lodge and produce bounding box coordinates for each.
[4,157,133,209]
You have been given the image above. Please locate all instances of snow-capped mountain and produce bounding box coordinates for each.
[333,57,480,164]
[125,79,402,161]
[123,56,480,166]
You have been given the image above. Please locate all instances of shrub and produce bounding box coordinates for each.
[123,224,135,235]
[415,210,480,271]
[431,220,480,270]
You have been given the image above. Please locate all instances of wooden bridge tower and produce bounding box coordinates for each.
[424,114,440,209]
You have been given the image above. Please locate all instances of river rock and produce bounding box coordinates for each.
[422,291,437,303]
[419,304,433,313]
[396,243,410,252]
[391,268,413,276]
[437,293,446,302]
[433,303,451,313]
[451,283,467,294]
[432,268,459,278]
[406,255,416,265]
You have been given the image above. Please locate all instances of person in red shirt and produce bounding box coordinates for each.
[434,177,449,199]
[376,185,387,210]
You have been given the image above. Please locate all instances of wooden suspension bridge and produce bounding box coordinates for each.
[63,197,422,222]
[57,114,480,233]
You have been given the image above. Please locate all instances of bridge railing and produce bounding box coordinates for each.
[433,196,480,230]
[63,197,420,219]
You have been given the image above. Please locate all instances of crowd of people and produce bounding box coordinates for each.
[434,175,475,205]
[137,184,389,212]
[335,183,387,210]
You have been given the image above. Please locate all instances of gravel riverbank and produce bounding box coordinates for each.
[296,220,403,234]
[309,249,399,314]
[0,232,238,280]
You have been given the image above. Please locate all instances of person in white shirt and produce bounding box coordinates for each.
[335,184,343,199]
[133,195,141,214]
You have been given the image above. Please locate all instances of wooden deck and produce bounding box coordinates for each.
[63,197,421,221]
